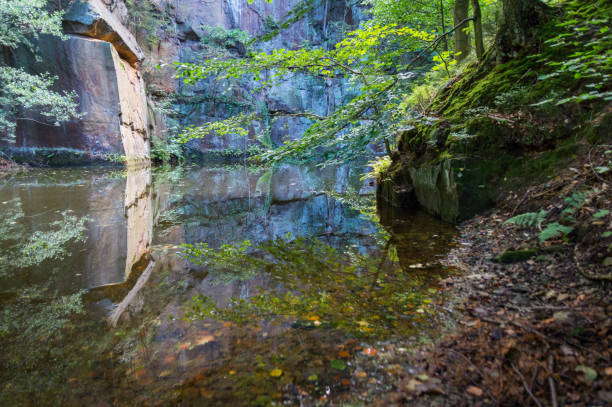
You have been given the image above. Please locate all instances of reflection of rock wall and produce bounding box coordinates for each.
[124,166,153,279]
[153,165,378,249]
[0,169,128,289]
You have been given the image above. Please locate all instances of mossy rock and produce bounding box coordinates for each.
[493,249,537,264]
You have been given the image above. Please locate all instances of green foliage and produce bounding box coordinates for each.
[505,190,592,244]
[0,0,80,141]
[200,25,252,50]
[400,83,439,114]
[362,155,391,181]
[104,153,127,163]
[538,222,574,243]
[505,209,549,229]
[531,0,612,106]
[561,190,590,220]
[175,21,460,165]
[177,113,253,143]
[151,135,185,164]
[0,0,64,49]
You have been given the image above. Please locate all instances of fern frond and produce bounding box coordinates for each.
[538,222,573,243]
[505,210,549,229]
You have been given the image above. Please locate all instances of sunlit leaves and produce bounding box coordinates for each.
[183,236,442,338]
[174,20,456,165]
[0,1,80,141]
[535,1,612,105]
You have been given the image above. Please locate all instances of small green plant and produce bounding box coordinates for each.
[505,190,591,243]
[504,209,549,229]
[400,84,438,114]
[104,153,126,163]
[151,135,184,164]
[362,156,391,181]
[200,25,252,50]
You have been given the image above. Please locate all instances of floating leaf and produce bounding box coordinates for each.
[269,369,283,378]
[330,359,347,370]
[362,347,377,357]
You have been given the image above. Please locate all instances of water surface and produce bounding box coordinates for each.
[0,164,456,406]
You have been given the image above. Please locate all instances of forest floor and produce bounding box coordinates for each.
[375,147,612,406]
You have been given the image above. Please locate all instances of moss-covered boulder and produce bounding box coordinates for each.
[377,0,612,223]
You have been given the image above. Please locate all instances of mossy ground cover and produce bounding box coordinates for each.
[379,0,611,222]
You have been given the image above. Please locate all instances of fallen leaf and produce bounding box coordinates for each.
[466,386,484,397]
[363,347,377,357]
[307,374,318,381]
[355,370,367,379]
[552,311,570,322]
[195,335,214,346]
[338,350,350,358]
[575,365,597,383]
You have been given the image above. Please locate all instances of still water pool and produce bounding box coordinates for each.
[0,164,456,406]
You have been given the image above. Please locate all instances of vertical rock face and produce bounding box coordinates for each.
[136,0,363,154]
[2,0,150,164]
[3,0,364,161]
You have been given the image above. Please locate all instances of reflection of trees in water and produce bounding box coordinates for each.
[0,199,91,405]
[0,166,155,404]
[183,234,452,339]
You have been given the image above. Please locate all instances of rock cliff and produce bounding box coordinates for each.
[124,0,363,156]
[3,0,363,163]
[2,0,150,165]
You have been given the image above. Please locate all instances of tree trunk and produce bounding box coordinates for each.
[496,0,550,63]
[471,0,485,59]
[454,0,471,61]
[322,0,329,40]
[440,0,448,52]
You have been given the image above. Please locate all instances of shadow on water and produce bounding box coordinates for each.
[0,163,457,406]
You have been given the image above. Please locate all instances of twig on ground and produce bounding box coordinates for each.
[449,350,498,402]
[512,363,544,407]
[573,245,612,281]
[548,355,558,407]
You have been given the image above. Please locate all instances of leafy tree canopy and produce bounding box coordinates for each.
[173,0,500,166]
[0,0,79,141]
